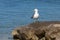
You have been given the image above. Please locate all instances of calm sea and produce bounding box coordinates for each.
[0,0,60,40]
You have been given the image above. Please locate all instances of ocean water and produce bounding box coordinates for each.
[0,0,60,40]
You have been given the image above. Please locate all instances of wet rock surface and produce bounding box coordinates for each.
[12,21,60,40]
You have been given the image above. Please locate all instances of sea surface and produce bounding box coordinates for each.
[0,0,60,40]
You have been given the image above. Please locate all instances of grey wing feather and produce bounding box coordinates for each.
[31,14,34,19]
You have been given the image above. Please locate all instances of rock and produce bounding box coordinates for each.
[12,21,60,40]
[45,24,60,40]
[12,26,39,40]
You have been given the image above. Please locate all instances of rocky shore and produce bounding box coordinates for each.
[12,21,60,40]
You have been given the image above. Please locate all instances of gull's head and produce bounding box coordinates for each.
[34,9,38,14]
[34,8,38,12]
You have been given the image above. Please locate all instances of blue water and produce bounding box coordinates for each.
[0,0,60,40]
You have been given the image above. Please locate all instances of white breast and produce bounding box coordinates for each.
[33,8,39,19]
[33,13,39,19]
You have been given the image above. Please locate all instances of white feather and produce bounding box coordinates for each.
[33,8,39,19]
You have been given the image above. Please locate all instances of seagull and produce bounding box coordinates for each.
[31,8,39,21]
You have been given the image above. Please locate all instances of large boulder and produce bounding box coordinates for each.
[12,21,60,40]
[45,24,60,40]
[12,26,40,40]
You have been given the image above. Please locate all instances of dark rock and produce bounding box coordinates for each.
[12,21,60,40]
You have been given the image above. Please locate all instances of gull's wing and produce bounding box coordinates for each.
[31,13,34,19]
